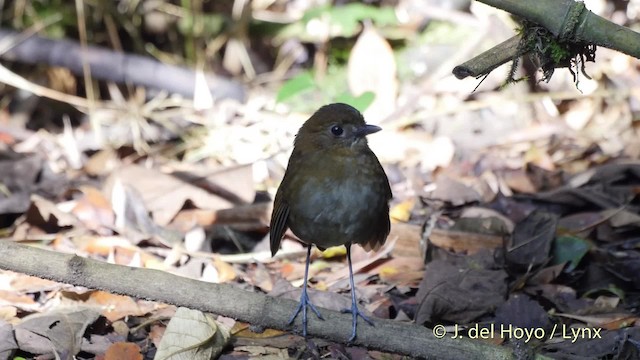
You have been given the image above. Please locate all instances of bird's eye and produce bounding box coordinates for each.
[330,125,344,137]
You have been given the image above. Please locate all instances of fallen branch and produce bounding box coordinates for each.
[0,28,245,101]
[0,240,522,359]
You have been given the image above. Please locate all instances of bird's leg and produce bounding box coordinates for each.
[341,243,374,342]
[288,245,324,336]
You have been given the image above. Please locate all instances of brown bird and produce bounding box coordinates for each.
[270,103,392,341]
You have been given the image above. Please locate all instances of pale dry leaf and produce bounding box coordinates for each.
[201,263,219,283]
[84,148,120,177]
[74,235,134,257]
[501,169,537,194]
[601,209,640,227]
[193,69,214,111]
[461,207,515,233]
[429,176,482,206]
[234,345,290,357]
[154,307,230,360]
[0,306,17,322]
[105,164,247,226]
[211,257,237,283]
[563,98,596,130]
[347,24,397,123]
[111,178,128,230]
[184,226,207,252]
[80,291,153,322]
[369,132,454,171]
[0,290,38,313]
[223,37,255,78]
[71,186,115,234]
[60,116,83,169]
[593,296,620,311]
[0,320,17,357]
[9,273,62,294]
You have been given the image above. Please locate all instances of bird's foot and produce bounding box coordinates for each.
[289,289,324,337]
[341,302,374,342]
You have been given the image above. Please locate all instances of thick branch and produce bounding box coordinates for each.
[453,36,521,79]
[0,240,520,359]
[476,0,640,58]
[454,0,640,79]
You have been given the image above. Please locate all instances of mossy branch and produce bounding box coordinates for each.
[453,0,640,80]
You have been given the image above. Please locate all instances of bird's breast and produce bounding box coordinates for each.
[284,151,389,247]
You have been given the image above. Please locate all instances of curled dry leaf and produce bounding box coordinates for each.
[21,194,79,235]
[14,308,101,357]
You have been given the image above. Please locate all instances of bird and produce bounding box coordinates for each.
[270,103,392,341]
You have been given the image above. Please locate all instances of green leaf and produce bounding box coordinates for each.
[553,235,590,272]
[178,14,224,36]
[334,91,375,112]
[277,72,316,103]
[327,3,396,37]
[300,4,397,38]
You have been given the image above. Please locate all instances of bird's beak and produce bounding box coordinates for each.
[355,124,382,137]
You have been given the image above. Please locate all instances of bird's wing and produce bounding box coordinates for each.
[270,196,290,256]
[365,159,393,251]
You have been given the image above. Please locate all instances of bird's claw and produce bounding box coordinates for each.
[289,288,324,337]
[341,303,374,342]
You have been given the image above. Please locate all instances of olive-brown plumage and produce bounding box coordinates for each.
[270,103,392,341]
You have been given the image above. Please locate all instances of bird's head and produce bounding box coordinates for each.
[293,103,381,155]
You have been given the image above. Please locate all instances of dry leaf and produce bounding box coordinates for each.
[26,194,79,231]
[347,24,397,123]
[84,148,119,176]
[0,319,17,356]
[80,291,155,322]
[429,227,504,254]
[154,307,231,360]
[14,308,100,357]
[390,199,414,222]
[105,342,143,360]
[388,222,422,258]
[105,164,254,226]
[429,176,482,206]
[212,257,237,283]
[71,186,115,234]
